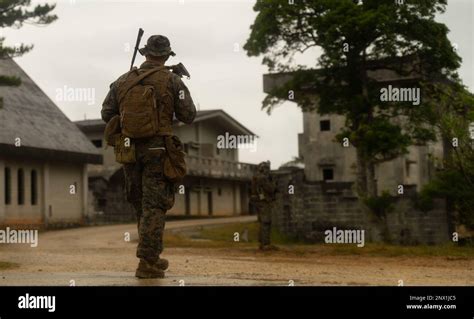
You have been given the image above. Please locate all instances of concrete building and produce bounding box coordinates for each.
[75,110,257,220]
[262,57,451,244]
[0,58,102,227]
[264,59,444,195]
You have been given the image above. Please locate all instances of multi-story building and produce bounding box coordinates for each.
[75,109,257,220]
[262,58,454,244]
[264,59,445,195]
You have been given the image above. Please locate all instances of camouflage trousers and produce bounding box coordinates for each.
[254,201,272,247]
[123,137,175,263]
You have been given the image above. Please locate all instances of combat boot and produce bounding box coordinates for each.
[155,258,169,270]
[135,259,165,279]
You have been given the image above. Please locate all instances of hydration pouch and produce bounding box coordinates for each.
[114,134,136,164]
[163,135,187,182]
[104,115,121,147]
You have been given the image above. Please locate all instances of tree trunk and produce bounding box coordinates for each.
[356,148,368,197]
[367,160,377,197]
[355,50,372,198]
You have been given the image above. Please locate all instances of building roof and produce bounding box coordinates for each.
[76,109,256,137]
[0,58,101,164]
[263,55,430,97]
[180,109,256,137]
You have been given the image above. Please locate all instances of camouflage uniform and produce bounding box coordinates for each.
[101,35,196,276]
[250,161,277,250]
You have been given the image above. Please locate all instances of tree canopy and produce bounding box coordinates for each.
[244,0,463,197]
[0,0,57,101]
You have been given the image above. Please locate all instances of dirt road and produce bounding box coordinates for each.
[1,216,473,286]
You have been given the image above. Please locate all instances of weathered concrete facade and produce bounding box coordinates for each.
[299,110,443,195]
[0,158,89,226]
[273,168,450,244]
[263,58,451,244]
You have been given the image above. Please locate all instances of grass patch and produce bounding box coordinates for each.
[199,222,299,245]
[329,242,474,258]
[165,222,298,247]
[0,261,20,270]
[165,222,474,258]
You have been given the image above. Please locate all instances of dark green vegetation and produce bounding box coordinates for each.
[0,0,57,107]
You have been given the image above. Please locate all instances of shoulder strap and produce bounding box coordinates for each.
[118,66,165,103]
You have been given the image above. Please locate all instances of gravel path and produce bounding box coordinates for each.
[0,216,473,286]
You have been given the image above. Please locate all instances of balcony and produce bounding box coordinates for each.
[87,155,256,181]
[186,155,256,180]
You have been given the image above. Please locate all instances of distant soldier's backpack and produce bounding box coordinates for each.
[116,66,166,138]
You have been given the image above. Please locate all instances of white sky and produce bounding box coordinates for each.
[2,0,473,168]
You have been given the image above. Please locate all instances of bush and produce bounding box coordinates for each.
[363,191,395,219]
[421,170,474,229]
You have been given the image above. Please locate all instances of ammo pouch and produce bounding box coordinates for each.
[104,115,121,147]
[163,135,186,182]
[114,134,136,164]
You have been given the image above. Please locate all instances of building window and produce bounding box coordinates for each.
[31,170,38,205]
[322,168,334,181]
[320,120,331,132]
[4,167,11,205]
[218,187,222,196]
[18,168,25,205]
[92,139,103,148]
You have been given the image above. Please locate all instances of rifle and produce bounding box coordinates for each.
[167,63,191,79]
[130,28,144,71]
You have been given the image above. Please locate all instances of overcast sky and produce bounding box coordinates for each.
[2,0,473,168]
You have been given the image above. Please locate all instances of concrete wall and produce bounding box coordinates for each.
[47,162,85,223]
[168,179,248,216]
[273,168,450,245]
[301,110,444,195]
[302,111,356,182]
[0,156,87,226]
[85,131,119,173]
[0,157,44,224]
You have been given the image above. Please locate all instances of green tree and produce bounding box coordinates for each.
[419,83,474,231]
[0,0,57,106]
[244,0,461,197]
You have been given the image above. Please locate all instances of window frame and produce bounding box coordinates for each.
[4,167,11,205]
[17,168,25,205]
[320,120,331,132]
[322,168,334,181]
[31,169,38,205]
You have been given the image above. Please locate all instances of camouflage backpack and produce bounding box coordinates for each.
[116,66,169,138]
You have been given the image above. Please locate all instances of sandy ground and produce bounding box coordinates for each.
[0,216,473,286]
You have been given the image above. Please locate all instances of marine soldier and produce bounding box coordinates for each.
[101,35,196,278]
[250,161,277,250]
